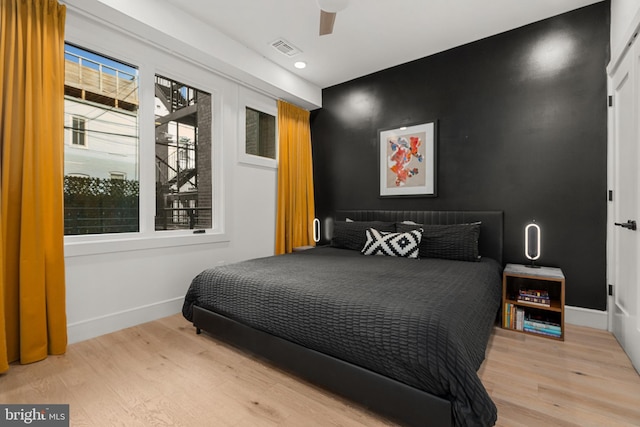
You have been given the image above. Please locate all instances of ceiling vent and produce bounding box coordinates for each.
[270,38,302,57]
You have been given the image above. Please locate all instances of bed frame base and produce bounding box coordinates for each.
[193,305,452,427]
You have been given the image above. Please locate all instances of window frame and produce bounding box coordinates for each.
[63,12,230,257]
[238,87,278,169]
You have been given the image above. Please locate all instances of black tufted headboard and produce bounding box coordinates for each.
[334,210,504,264]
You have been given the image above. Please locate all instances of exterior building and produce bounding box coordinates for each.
[63,51,139,180]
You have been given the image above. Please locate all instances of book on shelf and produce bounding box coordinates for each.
[523,320,561,334]
[524,317,561,328]
[504,303,512,328]
[517,290,551,305]
[516,307,524,331]
[523,326,561,338]
[519,289,549,298]
[503,302,510,328]
[526,313,560,327]
[503,303,525,331]
[517,295,551,307]
[523,312,561,335]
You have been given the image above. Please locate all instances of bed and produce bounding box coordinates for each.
[182,210,504,427]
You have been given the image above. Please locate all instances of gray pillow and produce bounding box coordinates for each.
[330,221,396,251]
[396,222,481,261]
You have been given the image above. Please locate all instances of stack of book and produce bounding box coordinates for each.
[503,303,562,338]
[503,302,525,331]
[517,289,550,307]
[523,315,561,338]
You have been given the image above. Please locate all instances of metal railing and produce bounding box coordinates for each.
[155,206,209,230]
[65,50,138,105]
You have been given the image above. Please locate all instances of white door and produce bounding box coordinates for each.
[610,37,640,372]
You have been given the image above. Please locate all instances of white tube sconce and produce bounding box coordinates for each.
[313,218,320,243]
[524,221,541,268]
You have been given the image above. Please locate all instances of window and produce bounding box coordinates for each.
[238,87,277,168]
[245,107,275,159]
[110,172,126,180]
[62,15,227,255]
[154,75,212,231]
[63,43,139,235]
[71,116,86,146]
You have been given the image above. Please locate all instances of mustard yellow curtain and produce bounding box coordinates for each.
[0,0,67,373]
[275,100,316,254]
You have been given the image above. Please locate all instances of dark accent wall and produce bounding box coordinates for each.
[310,2,610,310]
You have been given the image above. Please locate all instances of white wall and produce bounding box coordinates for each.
[63,2,279,343]
[611,0,640,59]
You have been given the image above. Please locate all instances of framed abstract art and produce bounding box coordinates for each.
[379,121,437,197]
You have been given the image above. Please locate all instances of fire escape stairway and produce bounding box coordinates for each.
[155,79,198,198]
[155,154,197,193]
[155,79,200,229]
[168,167,197,190]
[155,81,189,112]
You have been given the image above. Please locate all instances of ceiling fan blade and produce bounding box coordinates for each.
[319,10,336,35]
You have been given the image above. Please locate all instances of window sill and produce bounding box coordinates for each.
[64,231,230,257]
[238,152,277,169]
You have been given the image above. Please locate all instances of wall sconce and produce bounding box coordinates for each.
[313,218,321,243]
[525,221,541,268]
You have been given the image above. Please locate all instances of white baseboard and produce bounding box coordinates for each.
[67,297,184,344]
[565,305,608,330]
[66,299,608,345]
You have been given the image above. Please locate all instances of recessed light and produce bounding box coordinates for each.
[294,61,307,69]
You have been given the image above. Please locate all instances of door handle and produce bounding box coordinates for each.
[614,220,637,231]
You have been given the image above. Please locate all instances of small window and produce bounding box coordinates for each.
[245,107,276,160]
[238,88,277,168]
[71,116,86,146]
[110,172,126,180]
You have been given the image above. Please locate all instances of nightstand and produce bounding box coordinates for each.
[502,263,565,340]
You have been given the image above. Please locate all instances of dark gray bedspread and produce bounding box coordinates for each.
[182,247,502,427]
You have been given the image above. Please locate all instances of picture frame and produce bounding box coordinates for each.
[379,121,437,197]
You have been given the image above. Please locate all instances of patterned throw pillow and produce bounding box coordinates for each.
[361,228,422,258]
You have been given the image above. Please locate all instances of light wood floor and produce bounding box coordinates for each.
[1,314,639,427]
